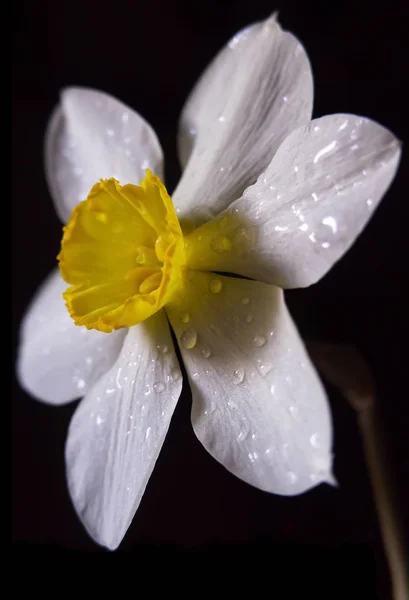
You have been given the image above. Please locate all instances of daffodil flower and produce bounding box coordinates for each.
[17,14,401,550]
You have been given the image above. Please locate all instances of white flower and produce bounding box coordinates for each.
[17,14,401,550]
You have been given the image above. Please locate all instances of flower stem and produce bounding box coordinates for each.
[356,404,408,600]
[308,343,408,600]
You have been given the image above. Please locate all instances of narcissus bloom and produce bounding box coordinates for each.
[17,15,401,549]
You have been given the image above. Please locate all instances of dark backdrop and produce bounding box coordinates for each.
[13,0,408,592]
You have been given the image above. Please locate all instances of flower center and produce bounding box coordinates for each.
[58,171,185,332]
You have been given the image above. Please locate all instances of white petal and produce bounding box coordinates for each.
[17,270,125,404]
[166,272,333,495]
[173,15,313,224]
[45,87,164,223]
[66,310,182,550]
[186,114,401,288]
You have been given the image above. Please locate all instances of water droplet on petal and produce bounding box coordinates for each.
[233,367,245,384]
[180,329,197,349]
[76,378,85,390]
[310,432,322,449]
[245,314,253,323]
[171,369,181,382]
[289,405,299,417]
[145,426,151,439]
[253,335,266,347]
[287,471,298,484]
[201,345,212,358]
[210,235,232,253]
[227,399,238,409]
[257,361,272,377]
[153,381,165,394]
[242,297,250,305]
[180,312,190,323]
[209,278,223,294]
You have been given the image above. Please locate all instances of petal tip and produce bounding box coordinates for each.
[263,11,281,31]
[324,471,339,489]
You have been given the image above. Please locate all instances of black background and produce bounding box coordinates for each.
[12,0,408,593]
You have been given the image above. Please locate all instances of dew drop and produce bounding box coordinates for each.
[209,278,223,294]
[270,384,275,395]
[180,312,190,323]
[201,345,212,358]
[227,399,238,409]
[237,431,247,442]
[210,235,232,253]
[180,329,197,350]
[145,426,151,439]
[153,381,165,394]
[233,367,245,384]
[76,378,85,390]
[85,356,93,366]
[289,405,299,417]
[287,471,298,484]
[310,432,322,449]
[322,216,338,233]
[245,314,254,323]
[96,415,104,426]
[171,369,181,382]
[241,297,250,305]
[257,361,272,377]
[144,384,151,396]
[253,335,266,347]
